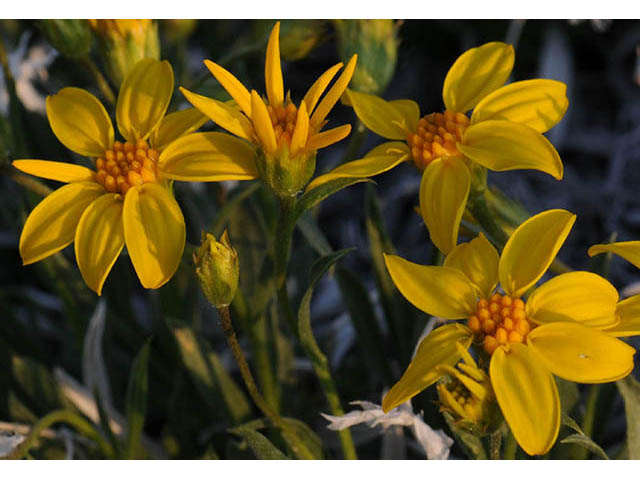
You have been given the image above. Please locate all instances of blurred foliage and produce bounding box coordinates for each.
[1,18,640,460]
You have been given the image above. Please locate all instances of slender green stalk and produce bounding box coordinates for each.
[10,170,53,197]
[274,196,298,335]
[216,306,315,460]
[573,384,601,460]
[489,430,502,460]
[80,57,116,105]
[503,430,518,459]
[468,192,509,248]
[250,313,280,413]
[2,409,114,460]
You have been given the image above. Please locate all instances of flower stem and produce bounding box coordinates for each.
[216,305,315,460]
[503,429,518,459]
[489,430,502,460]
[80,56,116,105]
[10,170,53,197]
[468,191,509,248]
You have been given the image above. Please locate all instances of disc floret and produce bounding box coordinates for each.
[95,139,159,195]
[407,110,469,170]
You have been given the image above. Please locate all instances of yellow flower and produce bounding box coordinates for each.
[11,58,255,295]
[312,42,568,254]
[180,22,357,197]
[382,209,636,456]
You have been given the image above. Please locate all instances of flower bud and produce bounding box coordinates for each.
[193,230,239,308]
[256,20,325,61]
[333,20,398,95]
[89,19,160,87]
[39,20,93,59]
[162,19,198,43]
[435,344,500,435]
[255,145,316,198]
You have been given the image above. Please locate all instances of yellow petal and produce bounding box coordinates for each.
[250,90,277,153]
[116,59,174,142]
[443,42,514,113]
[265,22,284,107]
[499,209,575,298]
[608,295,640,337]
[419,157,471,255]
[490,343,560,456]
[471,79,569,133]
[46,87,114,157]
[306,141,408,191]
[179,87,254,142]
[345,89,413,140]
[122,184,185,289]
[158,132,258,182]
[204,59,252,117]
[384,254,477,319]
[13,160,95,183]
[149,107,208,150]
[388,99,420,133]
[458,120,563,180]
[310,55,357,129]
[305,124,351,151]
[527,322,636,383]
[382,323,473,412]
[588,241,640,270]
[19,182,104,265]
[303,63,343,114]
[444,233,499,299]
[526,272,619,329]
[74,194,124,295]
[290,101,309,156]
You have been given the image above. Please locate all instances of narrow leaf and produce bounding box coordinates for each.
[560,433,609,460]
[229,424,289,460]
[617,375,640,459]
[124,338,151,459]
[294,177,373,224]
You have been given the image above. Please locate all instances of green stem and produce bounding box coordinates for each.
[468,191,509,248]
[10,170,53,197]
[80,57,116,105]
[340,119,366,164]
[216,306,315,460]
[2,410,114,460]
[274,196,298,335]
[250,313,280,413]
[489,430,502,460]
[574,384,601,460]
[503,430,518,459]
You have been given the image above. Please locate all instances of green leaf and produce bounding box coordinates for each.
[167,318,251,424]
[335,266,393,384]
[617,375,640,459]
[124,338,151,459]
[297,249,358,459]
[294,177,373,223]
[229,424,289,460]
[560,433,609,460]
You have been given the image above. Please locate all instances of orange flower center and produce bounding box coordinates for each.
[467,293,533,356]
[267,102,299,150]
[95,139,159,195]
[407,110,469,170]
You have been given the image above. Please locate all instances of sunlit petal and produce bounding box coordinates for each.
[74,194,124,295]
[19,182,104,265]
[382,323,473,412]
[345,88,415,140]
[419,157,470,255]
[179,87,254,142]
[290,101,309,156]
[528,322,636,383]
[159,132,258,182]
[265,22,284,107]
[444,233,499,299]
[588,241,640,270]
[306,141,408,191]
[526,272,619,329]
[459,120,563,180]
[499,209,575,298]
[303,63,343,114]
[608,294,640,337]
[384,253,477,319]
[490,343,559,456]
[305,124,351,151]
[116,59,174,142]
[122,184,185,289]
[471,79,569,133]
[149,107,208,150]
[46,87,113,157]
[443,42,514,113]
[250,90,277,153]
[204,59,252,117]
[310,55,357,129]
[388,99,420,133]
[13,160,95,183]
